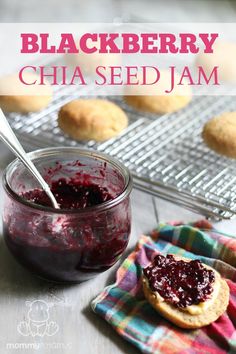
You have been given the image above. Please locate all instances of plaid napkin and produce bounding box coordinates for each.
[91,220,236,354]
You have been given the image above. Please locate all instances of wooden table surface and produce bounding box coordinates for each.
[0,1,236,353]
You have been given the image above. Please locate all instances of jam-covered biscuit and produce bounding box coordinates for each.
[143,254,229,329]
[58,99,128,142]
[143,254,215,308]
[202,112,236,158]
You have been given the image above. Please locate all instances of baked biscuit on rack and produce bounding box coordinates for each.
[58,99,128,142]
[196,41,236,83]
[124,70,192,114]
[202,112,236,158]
[0,73,52,113]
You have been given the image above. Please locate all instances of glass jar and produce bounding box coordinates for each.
[2,147,132,283]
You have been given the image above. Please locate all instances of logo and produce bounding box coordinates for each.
[17,300,59,337]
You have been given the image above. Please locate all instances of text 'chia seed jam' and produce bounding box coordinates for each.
[143,254,215,308]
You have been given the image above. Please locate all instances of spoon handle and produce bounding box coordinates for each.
[0,109,59,209]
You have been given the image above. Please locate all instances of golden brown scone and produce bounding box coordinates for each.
[196,41,236,83]
[58,99,128,142]
[143,256,229,329]
[124,70,192,114]
[0,73,52,113]
[0,95,52,114]
[202,112,236,158]
[124,95,191,114]
[143,276,229,329]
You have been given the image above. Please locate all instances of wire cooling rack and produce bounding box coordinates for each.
[6,83,236,219]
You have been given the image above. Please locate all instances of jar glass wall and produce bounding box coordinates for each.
[2,148,132,282]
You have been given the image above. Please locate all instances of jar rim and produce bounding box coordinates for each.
[3,147,133,215]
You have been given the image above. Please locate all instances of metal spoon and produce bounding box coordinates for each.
[0,108,60,209]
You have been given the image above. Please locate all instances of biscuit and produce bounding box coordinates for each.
[143,255,229,329]
[202,112,236,158]
[58,99,128,141]
[143,275,229,329]
[124,70,192,114]
[0,73,52,113]
[196,41,236,83]
[124,95,191,114]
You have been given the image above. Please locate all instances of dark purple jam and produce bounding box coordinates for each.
[4,177,131,282]
[143,254,215,308]
[22,178,113,209]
